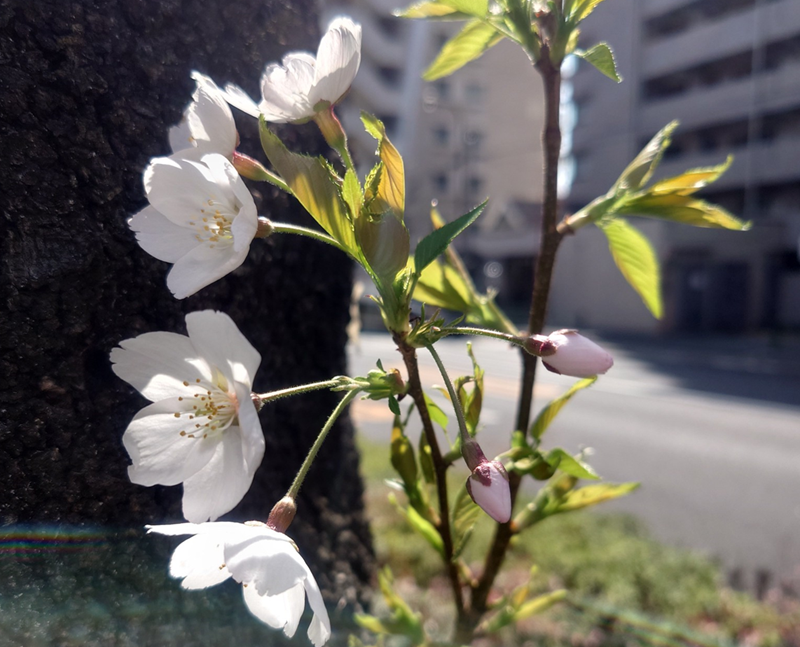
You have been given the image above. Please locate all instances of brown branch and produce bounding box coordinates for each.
[467,50,565,628]
[395,336,465,616]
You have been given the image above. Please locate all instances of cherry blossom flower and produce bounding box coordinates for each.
[466,460,512,523]
[129,152,258,299]
[223,17,361,123]
[539,330,614,377]
[169,71,238,160]
[147,521,331,646]
[111,310,264,523]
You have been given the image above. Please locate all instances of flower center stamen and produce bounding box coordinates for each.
[188,197,237,249]
[174,374,238,440]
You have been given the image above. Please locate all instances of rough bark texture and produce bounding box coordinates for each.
[0,0,374,619]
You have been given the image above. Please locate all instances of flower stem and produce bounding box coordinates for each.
[313,106,355,173]
[269,222,350,255]
[286,389,359,500]
[254,377,353,405]
[424,342,470,445]
[438,326,521,346]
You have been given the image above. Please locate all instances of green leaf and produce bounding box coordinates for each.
[463,343,484,436]
[600,219,663,319]
[356,212,411,281]
[361,113,405,220]
[617,193,751,231]
[414,200,487,274]
[614,121,679,192]
[354,614,390,635]
[572,0,608,22]
[391,423,418,491]
[395,1,466,18]
[557,482,640,512]
[390,494,445,557]
[576,42,621,82]
[342,168,362,220]
[418,433,435,483]
[259,120,356,253]
[423,20,502,81]
[451,485,481,558]
[530,377,596,440]
[414,259,474,313]
[647,155,732,196]
[442,0,488,16]
[513,589,568,622]
[545,448,600,480]
[424,392,449,431]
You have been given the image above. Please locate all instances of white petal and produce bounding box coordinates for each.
[143,156,221,228]
[222,83,262,119]
[123,397,220,486]
[129,206,199,263]
[224,534,307,596]
[184,311,261,388]
[199,153,258,234]
[243,582,305,636]
[187,71,237,157]
[233,382,265,475]
[110,331,211,401]
[311,17,361,107]
[147,521,251,537]
[230,202,258,255]
[544,332,614,377]
[169,118,194,154]
[166,241,247,299]
[303,570,332,646]
[259,53,317,122]
[181,428,259,522]
[168,532,232,589]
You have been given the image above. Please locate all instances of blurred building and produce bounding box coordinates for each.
[322,1,545,309]
[551,0,800,333]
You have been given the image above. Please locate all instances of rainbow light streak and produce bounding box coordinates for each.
[0,526,110,559]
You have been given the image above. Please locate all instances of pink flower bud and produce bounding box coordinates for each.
[466,460,511,523]
[541,330,613,377]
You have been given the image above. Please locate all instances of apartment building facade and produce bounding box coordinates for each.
[323,0,546,308]
[550,0,800,333]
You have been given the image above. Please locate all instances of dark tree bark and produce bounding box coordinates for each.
[0,0,374,624]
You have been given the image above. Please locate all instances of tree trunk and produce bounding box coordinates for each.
[0,0,374,638]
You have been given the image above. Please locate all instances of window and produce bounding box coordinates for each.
[434,79,450,101]
[433,173,449,192]
[464,130,483,152]
[433,126,450,146]
[466,176,483,196]
[464,83,484,103]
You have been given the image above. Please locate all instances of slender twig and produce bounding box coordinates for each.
[437,326,521,345]
[286,389,359,500]
[395,335,464,615]
[469,48,565,627]
[269,222,350,255]
[425,342,470,444]
[253,377,355,405]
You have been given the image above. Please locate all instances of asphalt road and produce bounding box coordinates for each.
[347,331,800,591]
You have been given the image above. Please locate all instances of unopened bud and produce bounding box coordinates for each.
[540,330,613,378]
[266,496,297,533]
[251,392,264,412]
[521,334,557,357]
[232,151,271,182]
[256,216,274,238]
[466,460,511,523]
